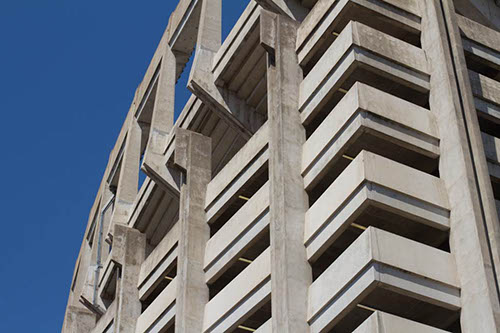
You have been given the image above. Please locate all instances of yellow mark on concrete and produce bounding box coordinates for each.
[238,325,256,332]
[351,223,367,231]
[238,258,253,264]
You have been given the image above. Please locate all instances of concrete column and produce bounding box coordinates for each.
[146,46,176,156]
[440,0,500,292]
[62,305,95,333]
[174,129,212,332]
[263,11,312,333]
[113,223,146,333]
[421,0,500,331]
[114,119,142,224]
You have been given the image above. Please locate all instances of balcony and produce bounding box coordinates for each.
[302,82,439,191]
[205,122,269,226]
[204,182,270,284]
[305,151,449,262]
[135,278,177,333]
[297,0,422,71]
[299,21,429,130]
[212,1,267,115]
[203,249,271,333]
[308,227,460,332]
[138,222,179,301]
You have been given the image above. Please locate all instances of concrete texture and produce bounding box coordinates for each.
[62,0,500,332]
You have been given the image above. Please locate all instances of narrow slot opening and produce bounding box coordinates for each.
[234,299,272,332]
[140,259,177,313]
[208,231,270,300]
[209,165,269,236]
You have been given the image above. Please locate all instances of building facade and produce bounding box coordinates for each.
[62,0,500,332]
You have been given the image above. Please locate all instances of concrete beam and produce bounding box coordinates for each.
[454,0,500,31]
[188,0,265,140]
[254,0,308,22]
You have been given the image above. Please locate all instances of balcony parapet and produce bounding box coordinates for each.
[205,122,269,224]
[205,182,270,283]
[299,21,429,125]
[353,311,450,333]
[138,221,179,300]
[135,278,177,333]
[305,151,450,261]
[308,227,460,333]
[297,0,422,68]
[302,82,439,190]
[203,248,271,333]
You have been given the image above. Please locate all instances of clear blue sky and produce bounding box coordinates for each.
[0,1,247,331]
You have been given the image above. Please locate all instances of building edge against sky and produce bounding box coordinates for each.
[62,0,500,332]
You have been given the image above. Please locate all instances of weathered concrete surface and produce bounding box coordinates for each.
[63,0,500,332]
[454,0,500,31]
[353,311,450,333]
[174,129,211,333]
[422,0,500,331]
[113,224,146,333]
[264,10,312,333]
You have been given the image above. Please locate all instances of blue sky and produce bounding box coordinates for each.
[0,1,248,331]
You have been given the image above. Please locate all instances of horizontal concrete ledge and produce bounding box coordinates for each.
[205,182,270,284]
[129,178,156,229]
[483,132,500,166]
[308,227,460,333]
[206,121,269,208]
[162,96,205,157]
[299,22,429,125]
[205,124,269,224]
[91,300,116,333]
[470,70,500,107]
[297,0,421,66]
[353,311,451,333]
[203,248,271,333]
[305,151,450,259]
[136,278,177,333]
[457,14,500,55]
[462,38,500,71]
[475,97,500,124]
[212,1,260,84]
[302,82,439,189]
[138,223,179,300]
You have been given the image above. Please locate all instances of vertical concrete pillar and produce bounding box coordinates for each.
[174,129,212,332]
[113,223,146,333]
[263,10,312,333]
[440,0,500,290]
[62,305,95,333]
[421,0,500,331]
[147,46,176,157]
[114,119,142,224]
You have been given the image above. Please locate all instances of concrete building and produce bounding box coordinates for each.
[62,0,500,332]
